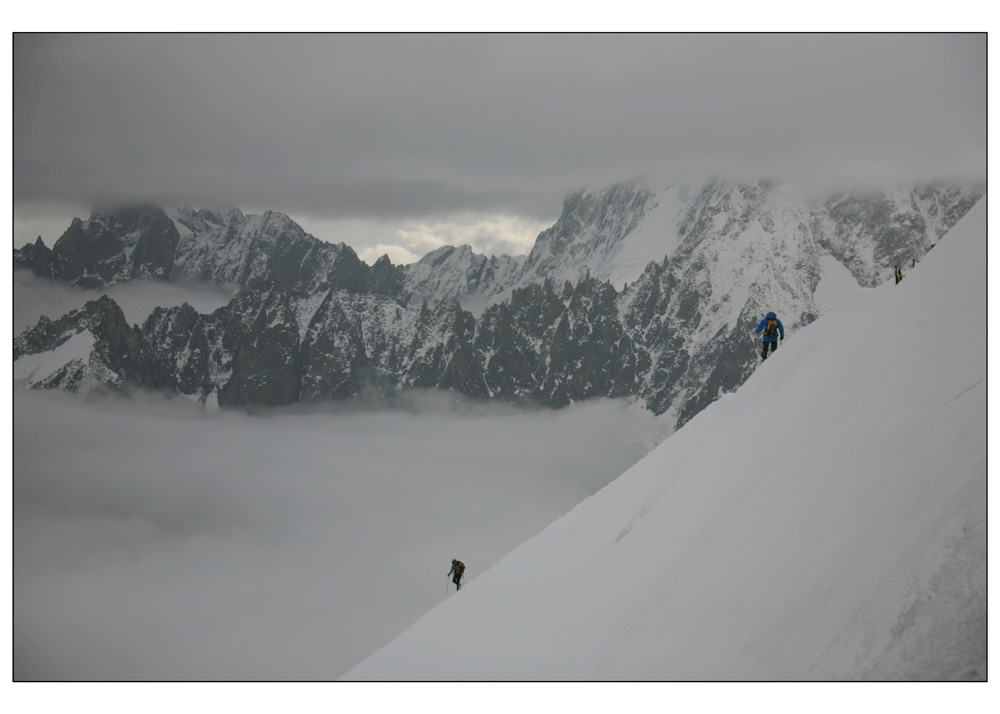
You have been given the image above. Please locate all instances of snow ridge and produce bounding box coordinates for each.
[343,197,987,682]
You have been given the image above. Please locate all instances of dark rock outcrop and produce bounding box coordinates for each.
[14,295,169,393]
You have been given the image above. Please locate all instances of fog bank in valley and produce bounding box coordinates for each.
[13,387,666,680]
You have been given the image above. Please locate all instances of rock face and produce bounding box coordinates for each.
[13,179,986,429]
[399,244,524,312]
[14,295,168,393]
[216,284,303,407]
[812,185,987,286]
[170,207,399,295]
[15,205,407,297]
[14,237,54,278]
[519,182,659,288]
[47,206,180,288]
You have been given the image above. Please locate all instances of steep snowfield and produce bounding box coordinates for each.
[813,253,862,314]
[13,329,94,387]
[344,198,986,681]
[605,183,700,289]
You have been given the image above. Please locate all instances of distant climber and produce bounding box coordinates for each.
[448,558,466,591]
[895,265,904,284]
[755,312,785,361]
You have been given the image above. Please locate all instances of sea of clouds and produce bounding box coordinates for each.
[12,272,669,679]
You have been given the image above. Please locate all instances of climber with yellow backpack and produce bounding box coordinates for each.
[448,558,466,591]
[755,311,785,361]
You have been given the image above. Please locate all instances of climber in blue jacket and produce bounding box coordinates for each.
[755,311,785,361]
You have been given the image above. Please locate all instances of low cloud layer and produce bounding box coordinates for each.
[13,33,986,258]
[13,269,233,337]
[13,388,666,680]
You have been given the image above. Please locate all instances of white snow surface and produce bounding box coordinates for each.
[13,329,95,386]
[814,253,862,314]
[163,207,194,238]
[344,198,987,681]
[605,183,697,289]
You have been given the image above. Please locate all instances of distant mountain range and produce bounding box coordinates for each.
[13,178,985,430]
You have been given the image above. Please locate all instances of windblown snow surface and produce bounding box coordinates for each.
[344,198,987,682]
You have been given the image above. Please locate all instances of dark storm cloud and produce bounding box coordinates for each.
[14,33,986,222]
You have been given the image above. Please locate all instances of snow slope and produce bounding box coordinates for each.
[604,182,699,289]
[343,198,986,681]
[13,329,95,387]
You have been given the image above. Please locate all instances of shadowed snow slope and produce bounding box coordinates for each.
[343,198,986,681]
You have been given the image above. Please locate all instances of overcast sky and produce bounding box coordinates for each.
[12,32,986,263]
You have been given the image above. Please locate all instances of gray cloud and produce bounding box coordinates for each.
[14,34,986,207]
[13,33,986,252]
[13,387,663,679]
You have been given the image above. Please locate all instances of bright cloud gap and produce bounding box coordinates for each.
[290,213,554,266]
